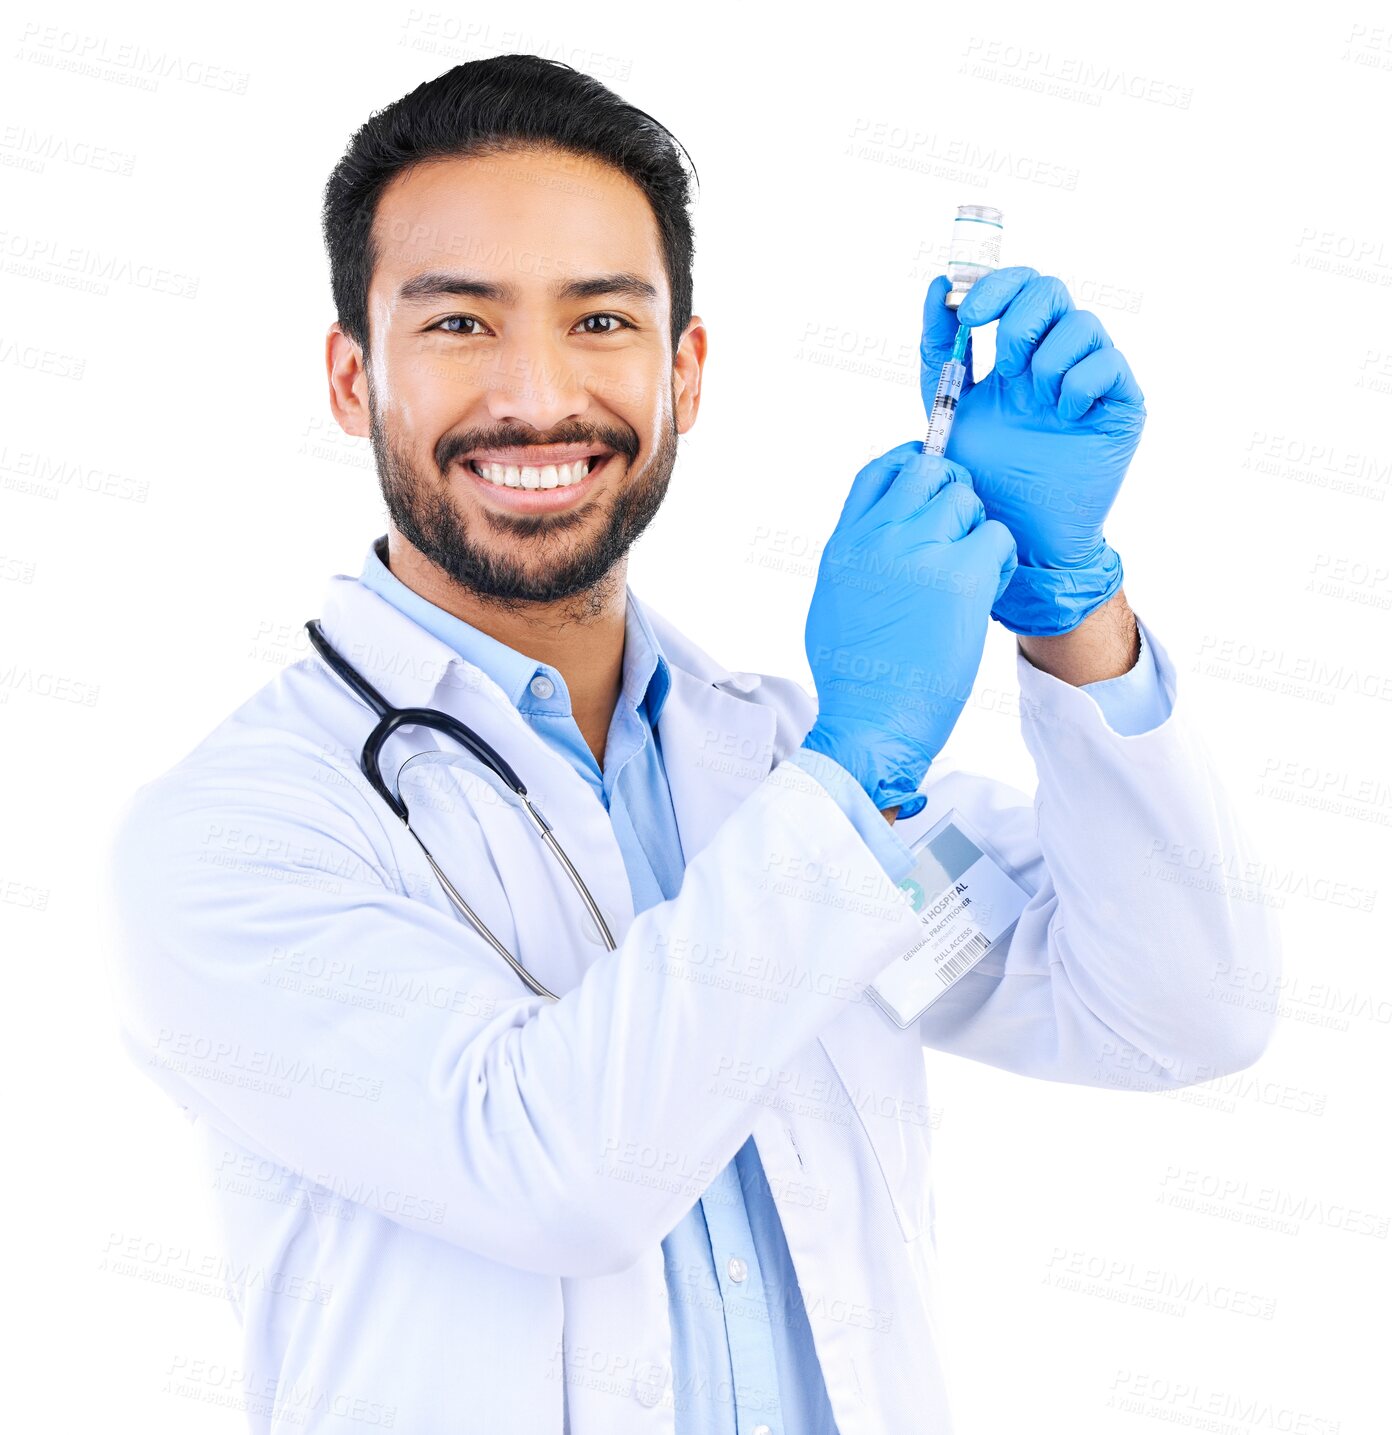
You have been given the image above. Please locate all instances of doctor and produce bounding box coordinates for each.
[110,54,1281,1435]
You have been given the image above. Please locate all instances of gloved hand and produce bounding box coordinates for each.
[800,443,1017,818]
[919,268,1146,636]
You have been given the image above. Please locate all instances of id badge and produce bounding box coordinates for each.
[868,807,1032,1028]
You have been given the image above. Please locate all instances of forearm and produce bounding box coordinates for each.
[916,616,1281,1085]
[114,753,926,1278]
[1016,588,1139,686]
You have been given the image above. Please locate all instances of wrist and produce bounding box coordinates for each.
[990,542,1124,637]
[800,722,930,819]
[800,720,879,800]
[1016,589,1139,685]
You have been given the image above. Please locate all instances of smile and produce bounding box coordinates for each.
[467,454,605,490]
[457,452,617,513]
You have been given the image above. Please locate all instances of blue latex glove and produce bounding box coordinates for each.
[801,443,1017,818]
[919,268,1146,636]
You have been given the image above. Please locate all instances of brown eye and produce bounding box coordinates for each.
[576,314,632,335]
[433,315,485,335]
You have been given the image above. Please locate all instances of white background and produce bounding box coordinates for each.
[3,0,1389,1429]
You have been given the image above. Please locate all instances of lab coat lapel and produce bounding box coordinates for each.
[464,626,781,994]
[658,664,780,867]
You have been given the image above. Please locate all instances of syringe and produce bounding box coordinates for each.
[920,322,970,457]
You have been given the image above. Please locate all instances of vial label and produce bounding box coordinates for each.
[947,206,1004,306]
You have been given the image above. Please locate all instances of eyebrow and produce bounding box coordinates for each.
[396,270,660,308]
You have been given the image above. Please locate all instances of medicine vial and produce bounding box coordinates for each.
[945,204,1004,309]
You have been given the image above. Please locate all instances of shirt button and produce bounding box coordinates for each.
[727,1256,748,1283]
[529,673,555,700]
[752,1426,772,1435]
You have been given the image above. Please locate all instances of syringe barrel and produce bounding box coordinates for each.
[921,359,965,456]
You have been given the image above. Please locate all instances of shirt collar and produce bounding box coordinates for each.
[359,536,671,725]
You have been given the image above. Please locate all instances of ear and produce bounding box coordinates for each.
[326,323,371,438]
[672,315,707,434]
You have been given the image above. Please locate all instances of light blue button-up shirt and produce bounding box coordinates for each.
[359,536,1170,1433]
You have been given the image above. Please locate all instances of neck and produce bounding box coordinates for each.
[383,529,628,760]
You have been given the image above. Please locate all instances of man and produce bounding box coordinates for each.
[109,54,1281,1435]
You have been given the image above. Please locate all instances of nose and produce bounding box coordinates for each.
[482,327,594,434]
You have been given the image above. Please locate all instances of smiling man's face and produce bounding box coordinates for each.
[329,144,705,610]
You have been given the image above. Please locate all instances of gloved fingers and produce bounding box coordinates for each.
[833,439,927,533]
[1057,346,1146,423]
[878,464,975,542]
[861,447,970,533]
[986,275,1075,382]
[920,274,959,364]
[954,264,1040,329]
[978,518,1021,604]
[1031,309,1112,410]
[920,274,975,411]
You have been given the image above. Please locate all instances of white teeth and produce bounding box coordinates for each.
[471,457,597,490]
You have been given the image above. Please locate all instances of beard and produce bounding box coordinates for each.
[368,377,679,615]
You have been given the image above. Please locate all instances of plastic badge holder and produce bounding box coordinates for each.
[868,807,1032,1028]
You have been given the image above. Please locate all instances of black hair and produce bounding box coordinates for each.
[322,54,699,357]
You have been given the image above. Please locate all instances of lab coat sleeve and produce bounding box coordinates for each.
[784,746,918,885]
[908,615,1282,1091]
[107,728,927,1281]
[1076,618,1172,735]
[777,626,1170,885]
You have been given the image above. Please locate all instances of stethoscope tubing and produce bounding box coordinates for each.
[303,619,618,1000]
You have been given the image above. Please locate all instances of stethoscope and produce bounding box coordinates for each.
[305,619,618,1002]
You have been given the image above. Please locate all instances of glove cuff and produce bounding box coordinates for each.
[990,544,1124,637]
[877,789,928,820]
[799,726,930,820]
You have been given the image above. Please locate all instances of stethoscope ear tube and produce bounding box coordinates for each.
[408,826,561,1002]
[519,798,617,952]
[305,619,387,713]
[306,619,530,801]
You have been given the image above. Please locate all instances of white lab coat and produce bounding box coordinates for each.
[108,568,1281,1434]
